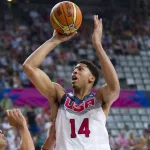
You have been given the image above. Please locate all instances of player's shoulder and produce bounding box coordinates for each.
[53,82,64,90]
[95,85,105,105]
[53,82,66,102]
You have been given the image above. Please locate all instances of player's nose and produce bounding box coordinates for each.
[72,69,78,75]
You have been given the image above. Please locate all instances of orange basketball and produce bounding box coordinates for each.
[50,1,82,35]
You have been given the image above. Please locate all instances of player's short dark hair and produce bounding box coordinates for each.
[78,60,99,87]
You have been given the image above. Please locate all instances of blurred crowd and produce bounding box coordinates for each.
[0,4,150,89]
[109,125,150,150]
[0,95,150,150]
[1,102,150,150]
[0,3,150,150]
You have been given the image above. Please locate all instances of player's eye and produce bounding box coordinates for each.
[79,67,84,71]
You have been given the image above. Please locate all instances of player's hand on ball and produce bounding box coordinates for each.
[6,109,27,130]
[92,15,103,47]
[52,30,77,44]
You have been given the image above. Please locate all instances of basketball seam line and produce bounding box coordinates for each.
[74,4,81,28]
[52,12,65,29]
[72,3,75,25]
[61,2,71,34]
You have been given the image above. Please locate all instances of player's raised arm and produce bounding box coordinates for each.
[23,31,77,100]
[92,15,120,114]
[6,109,35,150]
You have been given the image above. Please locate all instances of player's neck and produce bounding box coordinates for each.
[73,88,91,100]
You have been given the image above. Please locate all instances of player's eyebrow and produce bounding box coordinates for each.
[73,65,86,70]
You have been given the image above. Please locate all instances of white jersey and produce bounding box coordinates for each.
[55,93,111,150]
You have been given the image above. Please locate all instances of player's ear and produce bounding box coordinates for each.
[89,75,95,82]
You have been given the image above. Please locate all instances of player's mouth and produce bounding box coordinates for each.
[72,76,78,82]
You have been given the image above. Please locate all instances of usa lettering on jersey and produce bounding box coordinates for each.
[64,97,95,112]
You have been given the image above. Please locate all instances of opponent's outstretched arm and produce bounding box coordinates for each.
[92,15,120,115]
[6,109,35,150]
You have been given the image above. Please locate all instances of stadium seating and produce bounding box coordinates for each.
[106,108,150,137]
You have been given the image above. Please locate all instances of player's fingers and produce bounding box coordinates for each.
[99,18,102,26]
[96,15,98,20]
[53,30,57,33]
[18,109,25,120]
[6,110,10,117]
[0,130,2,133]
[100,18,103,29]
[9,109,14,117]
[95,15,98,22]
[68,31,77,38]
[94,15,98,28]
[73,31,78,36]
[53,30,58,36]
[13,109,19,117]
[96,16,100,25]
[17,109,22,117]
[17,109,20,113]
[6,110,13,124]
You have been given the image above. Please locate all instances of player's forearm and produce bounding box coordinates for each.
[95,44,120,91]
[42,135,56,150]
[23,38,60,68]
[19,126,35,150]
[42,124,56,150]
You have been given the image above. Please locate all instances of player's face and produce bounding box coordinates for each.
[0,131,7,148]
[72,63,95,89]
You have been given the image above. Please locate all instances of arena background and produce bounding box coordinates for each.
[0,0,150,149]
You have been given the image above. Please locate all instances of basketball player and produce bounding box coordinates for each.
[0,109,35,150]
[23,15,120,150]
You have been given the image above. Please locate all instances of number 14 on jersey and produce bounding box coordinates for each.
[70,118,91,138]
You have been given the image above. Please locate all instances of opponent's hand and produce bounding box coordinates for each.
[92,15,103,47]
[52,30,77,44]
[6,109,27,130]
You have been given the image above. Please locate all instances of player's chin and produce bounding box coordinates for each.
[72,83,76,88]
[71,82,78,88]
[72,84,82,90]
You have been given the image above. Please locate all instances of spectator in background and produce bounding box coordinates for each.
[128,40,139,54]
[128,133,136,149]
[1,117,11,132]
[108,131,116,150]
[0,94,13,111]
[113,40,124,55]
[109,54,117,67]
[123,124,132,138]
[67,49,77,66]
[116,131,129,150]
[134,129,148,150]
[146,124,150,136]
[12,71,22,88]
[44,121,52,138]
[35,108,49,132]
[26,106,40,135]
